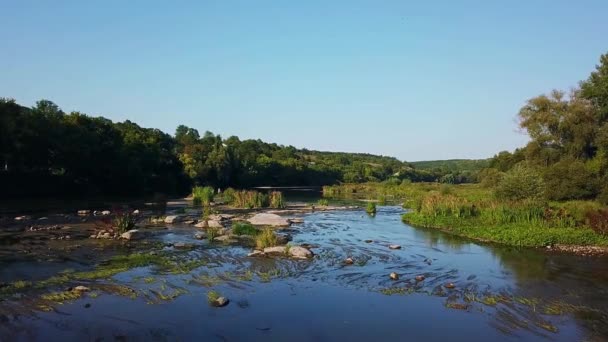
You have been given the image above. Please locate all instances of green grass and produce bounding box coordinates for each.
[269,191,285,209]
[232,190,269,208]
[192,186,215,206]
[317,199,329,206]
[232,222,259,236]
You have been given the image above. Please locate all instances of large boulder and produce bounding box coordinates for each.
[121,229,144,240]
[288,246,313,259]
[248,213,290,227]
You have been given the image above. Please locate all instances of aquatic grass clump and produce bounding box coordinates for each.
[192,186,215,206]
[232,222,259,236]
[232,190,269,209]
[113,211,136,233]
[269,191,285,209]
[317,199,329,206]
[366,202,377,215]
[255,228,278,249]
[207,227,220,241]
[222,187,236,204]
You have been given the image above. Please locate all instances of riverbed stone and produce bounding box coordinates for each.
[14,215,31,221]
[388,244,401,250]
[77,210,90,216]
[121,229,144,240]
[194,220,224,228]
[390,272,399,280]
[74,286,90,292]
[263,246,287,255]
[101,210,111,216]
[288,218,304,224]
[194,233,206,240]
[344,257,354,265]
[288,246,313,259]
[248,213,290,227]
[214,235,237,243]
[164,215,183,224]
[415,275,425,282]
[247,250,265,257]
[212,297,229,307]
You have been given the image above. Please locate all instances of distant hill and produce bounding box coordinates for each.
[410,159,490,172]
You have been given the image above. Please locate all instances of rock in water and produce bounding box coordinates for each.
[415,275,425,282]
[248,250,265,257]
[73,286,90,292]
[164,215,183,224]
[213,297,229,307]
[390,272,399,280]
[388,244,401,250]
[344,257,354,265]
[444,282,456,289]
[248,213,290,227]
[263,246,287,255]
[121,229,144,240]
[194,233,206,240]
[101,210,111,216]
[288,246,313,259]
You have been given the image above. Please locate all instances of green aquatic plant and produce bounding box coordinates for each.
[366,202,377,215]
[269,191,285,209]
[192,186,215,206]
[207,227,220,241]
[207,290,221,304]
[317,199,329,206]
[232,190,269,208]
[222,187,236,204]
[232,222,259,236]
[255,228,278,249]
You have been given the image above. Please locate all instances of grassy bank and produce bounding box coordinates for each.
[324,182,608,248]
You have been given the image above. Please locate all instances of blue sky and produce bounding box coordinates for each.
[1,1,607,161]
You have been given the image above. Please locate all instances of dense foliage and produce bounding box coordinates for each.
[480,52,608,202]
[0,99,465,199]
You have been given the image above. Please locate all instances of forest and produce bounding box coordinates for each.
[0,99,450,198]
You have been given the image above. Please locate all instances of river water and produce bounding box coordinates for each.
[1,205,607,341]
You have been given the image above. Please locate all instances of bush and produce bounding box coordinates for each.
[494,164,544,201]
[192,186,215,206]
[366,202,377,215]
[232,222,258,236]
[542,159,598,201]
[255,228,278,249]
[597,185,608,205]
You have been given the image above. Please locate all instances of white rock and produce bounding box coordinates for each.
[101,210,111,216]
[74,286,90,292]
[77,210,90,216]
[194,233,206,240]
[213,297,229,307]
[390,272,399,280]
[14,215,31,221]
[388,244,401,250]
[213,235,237,243]
[132,209,140,215]
[195,220,224,228]
[248,213,290,227]
[288,246,313,259]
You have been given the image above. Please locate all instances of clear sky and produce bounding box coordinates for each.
[1,1,607,161]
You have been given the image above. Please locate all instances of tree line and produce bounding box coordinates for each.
[0,99,458,198]
[480,52,608,204]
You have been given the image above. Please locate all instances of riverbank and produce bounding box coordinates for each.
[323,182,608,254]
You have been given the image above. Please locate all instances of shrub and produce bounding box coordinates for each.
[542,159,598,201]
[366,202,377,215]
[597,185,608,205]
[269,191,284,209]
[192,186,215,206]
[494,164,545,201]
[232,222,258,236]
[255,228,278,249]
